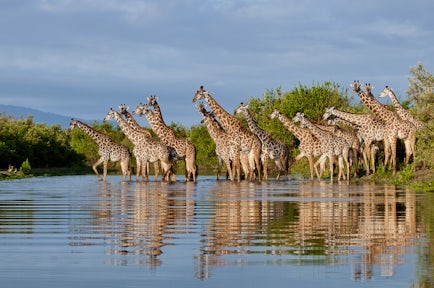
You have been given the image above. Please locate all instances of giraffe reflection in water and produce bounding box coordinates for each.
[196,182,420,280]
[93,181,195,267]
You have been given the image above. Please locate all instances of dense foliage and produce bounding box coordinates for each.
[0,115,84,173]
[407,63,434,170]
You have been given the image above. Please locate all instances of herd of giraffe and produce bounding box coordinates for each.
[68,82,422,183]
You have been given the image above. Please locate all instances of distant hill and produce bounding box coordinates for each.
[0,104,77,129]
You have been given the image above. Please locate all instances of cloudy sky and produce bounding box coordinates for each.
[1,0,433,127]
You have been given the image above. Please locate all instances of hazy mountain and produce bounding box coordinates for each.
[0,104,81,129]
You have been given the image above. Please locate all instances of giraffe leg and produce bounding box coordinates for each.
[102,160,108,182]
[217,156,223,180]
[153,161,160,181]
[240,152,250,181]
[390,139,397,175]
[329,156,334,183]
[403,132,415,164]
[231,148,241,182]
[362,142,371,175]
[261,152,269,181]
[92,157,105,180]
[141,159,149,182]
[314,155,326,181]
[223,157,234,181]
[120,158,129,182]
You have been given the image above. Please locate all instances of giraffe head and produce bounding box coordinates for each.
[103,108,116,122]
[147,95,158,107]
[269,109,281,120]
[364,83,374,98]
[378,85,393,99]
[322,107,336,120]
[132,103,146,115]
[350,80,361,93]
[118,104,129,116]
[325,114,339,125]
[292,112,307,127]
[133,103,153,117]
[192,85,209,103]
[234,102,248,116]
[68,119,78,131]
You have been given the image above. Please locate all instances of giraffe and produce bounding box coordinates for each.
[352,81,415,173]
[68,119,131,182]
[378,86,423,130]
[103,108,173,182]
[270,109,322,180]
[132,102,197,182]
[197,103,241,182]
[118,104,157,178]
[192,86,262,181]
[234,102,289,180]
[293,112,350,182]
[322,107,389,175]
[314,121,360,178]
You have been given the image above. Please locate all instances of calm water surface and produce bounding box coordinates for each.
[0,175,432,287]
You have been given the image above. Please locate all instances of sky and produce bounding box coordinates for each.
[1,0,433,127]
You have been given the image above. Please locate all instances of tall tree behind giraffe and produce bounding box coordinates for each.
[68,119,131,182]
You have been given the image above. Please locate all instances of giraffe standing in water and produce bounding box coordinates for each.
[192,86,262,181]
[132,102,197,182]
[322,107,388,175]
[234,103,289,180]
[293,112,350,182]
[103,108,173,182]
[352,81,415,173]
[118,104,171,178]
[197,103,241,182]
[270,109,322,180]
[68,119,131,182]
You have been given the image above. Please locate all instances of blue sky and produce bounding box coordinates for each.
[1,0,433,127]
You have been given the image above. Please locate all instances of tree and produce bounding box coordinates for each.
[407,63,434,169]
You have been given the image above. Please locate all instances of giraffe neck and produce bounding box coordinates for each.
[300,118,330,140]
[356,87,396,123]
[150,100,163,120]
[386,89,404,111]
[277,114,308,140]
[203,114,224,141]
[75,121,110,146]
[204,94,242,131]
[330,109,372,127]
[111,111,141,144]
[386,91,423,129]
[329,116,359,129]
[144,110,175,141]
[123,111,142,130]
[242,109,268,139]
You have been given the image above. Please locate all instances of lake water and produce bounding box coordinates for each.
[0,175,432,288]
